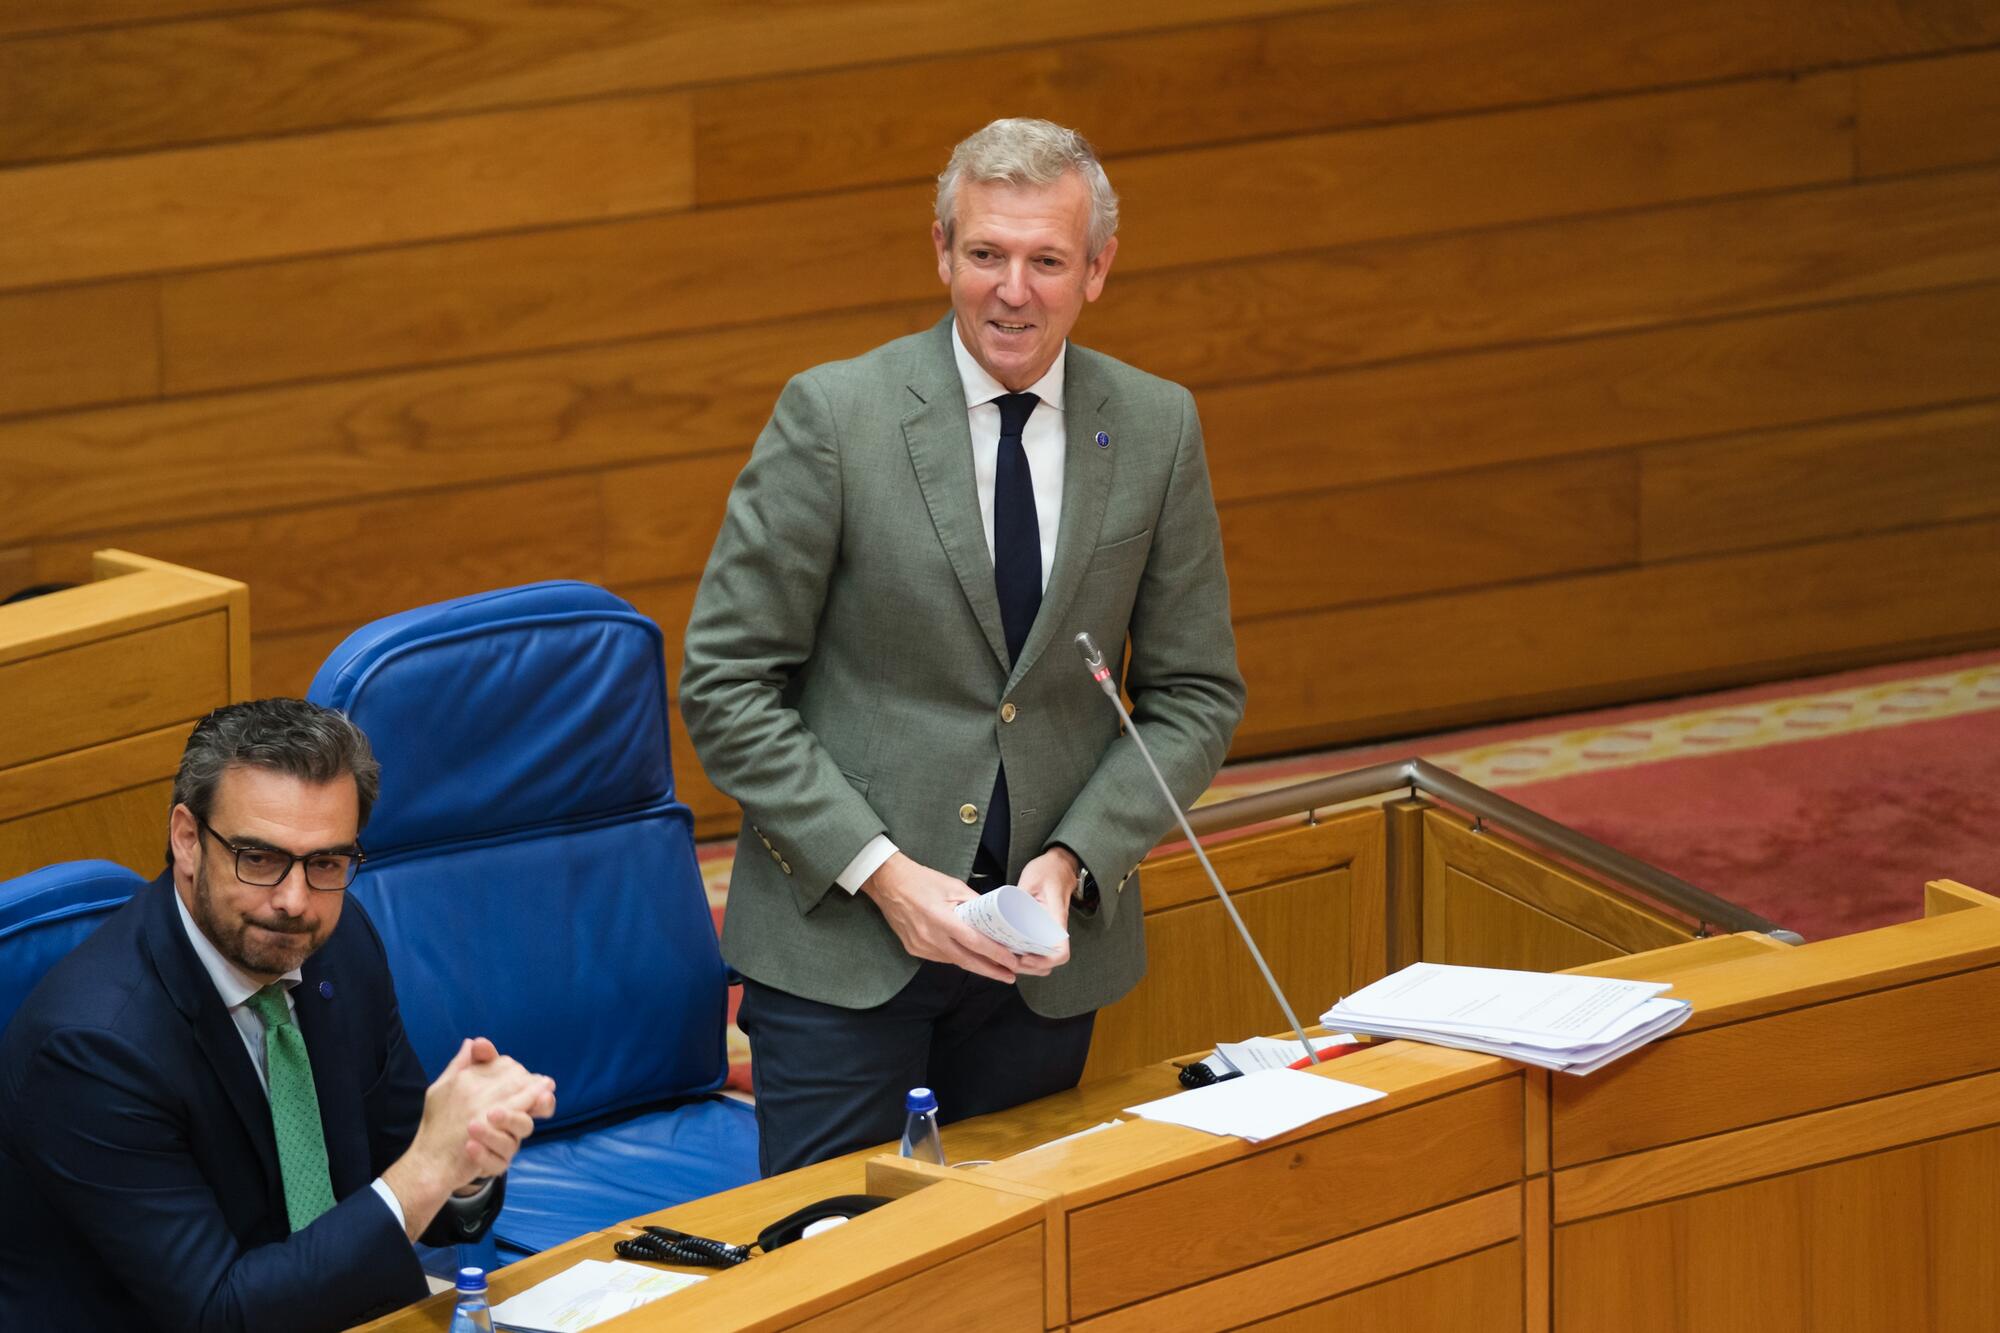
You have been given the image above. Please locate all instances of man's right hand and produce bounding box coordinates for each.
[861,853,1024,983]
[383,1037,556,1240]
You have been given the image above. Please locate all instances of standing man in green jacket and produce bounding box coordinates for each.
[682,118,1245,1174]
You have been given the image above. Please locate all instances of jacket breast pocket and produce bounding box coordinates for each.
[1088,527,1152,577]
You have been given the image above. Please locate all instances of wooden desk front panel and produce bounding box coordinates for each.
[1242,1240,1523,1332]
[1554,1122,2000,1333]
[1064,1074,1521,1320]
[792,1225,1044,1333]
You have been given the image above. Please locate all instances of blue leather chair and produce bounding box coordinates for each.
[307,581,758,1260]
[0,860,148,1028]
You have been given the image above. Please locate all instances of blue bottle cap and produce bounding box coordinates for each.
[905,1086,938,1114]
[456,1266,487,1293]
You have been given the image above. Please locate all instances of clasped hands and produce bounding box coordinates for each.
[384,1036,556,1240]
[862,848,1079,982]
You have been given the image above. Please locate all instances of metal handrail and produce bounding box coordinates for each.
[1185,757,1802,944]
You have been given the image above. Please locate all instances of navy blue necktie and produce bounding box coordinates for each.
[978,391,1041,877]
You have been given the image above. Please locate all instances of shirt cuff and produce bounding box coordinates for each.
[835,835,898,894]
[369,1176,406,1234]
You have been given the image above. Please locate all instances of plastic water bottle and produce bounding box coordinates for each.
[899,1086,945,1164]
[448,1266,495,1333]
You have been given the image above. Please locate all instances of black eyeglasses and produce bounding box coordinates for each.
[194,815,363,892]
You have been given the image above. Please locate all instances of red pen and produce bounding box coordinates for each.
[1288,1041,1371,1069]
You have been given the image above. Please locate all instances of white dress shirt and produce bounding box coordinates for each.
[834,324,1069,893]
[173,890,408,1231]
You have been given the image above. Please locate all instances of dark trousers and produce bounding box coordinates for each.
[737,960,1096,1176]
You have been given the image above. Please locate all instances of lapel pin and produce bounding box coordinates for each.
[1095,431,1110,448]
[319,980,334,1000]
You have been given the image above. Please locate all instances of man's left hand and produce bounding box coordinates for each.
[1014,847,1079,975]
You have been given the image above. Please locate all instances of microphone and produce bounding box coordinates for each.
[1072,633,1320,1066]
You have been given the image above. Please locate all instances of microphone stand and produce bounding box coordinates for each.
[1074,632,1321,1066]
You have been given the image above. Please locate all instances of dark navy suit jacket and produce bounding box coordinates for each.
[0,873,481,1332]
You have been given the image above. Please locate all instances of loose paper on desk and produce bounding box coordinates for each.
[490,1259,704,1332]
[955,883,1068,957]
[1213,1034,1360,1076]
[1321,961,1691,1075]
[1126,1068,1385,1143]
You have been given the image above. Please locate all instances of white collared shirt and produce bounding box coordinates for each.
[834,325,1070,893]
[174,887,407,1231]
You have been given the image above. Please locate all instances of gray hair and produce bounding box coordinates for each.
[935,118,1120,259]
[169,698,380,865]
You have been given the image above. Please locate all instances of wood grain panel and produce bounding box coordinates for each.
[1138,814,1382,916]
[158,72,1852,395]
[1231,517,2000,755]
[0,0,1325,165]
[1554,1125,2000,1333]
[1556,1064,2000,1223]
[33,475,606,637]
[0,280,157,418]
[1084,867,1356,1080]
[794,1224,1042,1333]
[600,452,745,587]
[1075,1187,1519,1333]
[1067,1076,1521,1317]
[1858,46,2000,178]
[1552,962,2000,1167]
[1642,398,2000,560]
[1203,281,2000,507]
[1093,163,2000,398]
[0,722,190,823]
[1423,811,1690,956]
[1222,456,1637,620]
[1246,1241,1521,1332]
[0,93,694,290]
[3,304,934,545]
[250,624,350,700]
[0,614,226,768]
[0,3,302,40]
[697,0,1993,206]
[0,779,173,882]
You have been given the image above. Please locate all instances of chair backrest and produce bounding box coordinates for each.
[0,861,147,1025]
[308,582,727,1131]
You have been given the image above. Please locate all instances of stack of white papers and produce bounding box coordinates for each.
[1321,962,1692,1076]
[490,1259,705,1332]
[1126,1068,1386,1142]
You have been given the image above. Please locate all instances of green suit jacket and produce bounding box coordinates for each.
[681,317,1245,1018]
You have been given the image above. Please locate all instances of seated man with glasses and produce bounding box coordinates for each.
[0,698,557,1332]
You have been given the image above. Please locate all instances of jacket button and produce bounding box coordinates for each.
[769,848,783,863]
[780,860,792,875]
[959,803,979,824]
[999,702,1017,723]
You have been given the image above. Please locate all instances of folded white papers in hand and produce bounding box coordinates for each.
[1126,1068,1386,1143]
[490,1259,704,1332]
[1321,961,1692,1076]
[955,883,1068,957]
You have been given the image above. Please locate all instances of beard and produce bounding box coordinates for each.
[190,855,326,978]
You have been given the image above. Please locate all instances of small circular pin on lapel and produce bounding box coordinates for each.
[1095,431,1110,448]
[319,980,334,1000]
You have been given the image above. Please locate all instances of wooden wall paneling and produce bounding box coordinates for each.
[1230,517,2000,756]
[157,71,1854,397]
[1554,1125,2000,1333]
[0,3,305,41]
[1065,1076,1521,1317]
[0,779,174,881]
[1640,397,2000,560]
[1,305,934,546]
[0,94,695,291]
[600,452,746,587]
[251,624,350,699]
[1220,455,1638,622]
[1418,809,1688,973]
[0,1,1326,167]
[1091,163,2000,398]
[1074,1188,1521,1333]
[1551,962,2000,1167]
[1202,280,2000,507]
[0,613,228,769]
[1239,1242,1522,1333]
[1383,797,1428,976]
[694,0,1995,208]
[1857,46,2000,178]
[31,474,608,640]
[0,280,158,418]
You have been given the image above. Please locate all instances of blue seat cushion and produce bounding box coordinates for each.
[492,1097,761,1260]
[1,861,147,1024]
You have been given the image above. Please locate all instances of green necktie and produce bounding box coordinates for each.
[244,984,337,1232]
